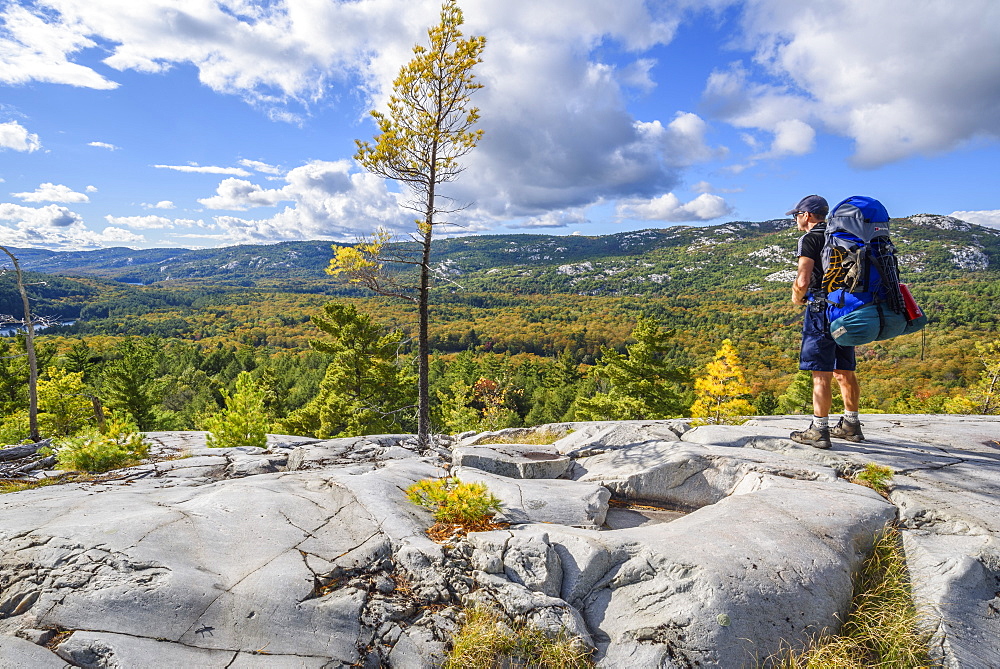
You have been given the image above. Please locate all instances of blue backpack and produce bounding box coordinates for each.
[821,196,927,346]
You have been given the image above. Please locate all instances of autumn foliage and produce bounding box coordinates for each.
[690,338,754,425]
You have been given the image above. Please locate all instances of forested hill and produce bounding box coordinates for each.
[5,214,999,295]
[4,213,999,420]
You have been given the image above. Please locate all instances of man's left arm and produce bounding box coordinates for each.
[792,256,814,305]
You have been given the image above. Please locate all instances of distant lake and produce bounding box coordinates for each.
[0,321,76,337]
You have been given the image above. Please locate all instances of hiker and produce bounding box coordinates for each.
[787,195,864,449]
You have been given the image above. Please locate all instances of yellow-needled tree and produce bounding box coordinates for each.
[327,0,485,447]
[690,339,754,425]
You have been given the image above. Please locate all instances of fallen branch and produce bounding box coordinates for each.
[0,439,51,462]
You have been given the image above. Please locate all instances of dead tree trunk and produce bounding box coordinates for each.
[1,246,40,442]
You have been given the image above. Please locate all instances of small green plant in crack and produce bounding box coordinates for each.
[851,462,894,496]
[406,477,502,534]
[445,605,593,668]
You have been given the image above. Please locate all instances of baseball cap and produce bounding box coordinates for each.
[785,194,829,217]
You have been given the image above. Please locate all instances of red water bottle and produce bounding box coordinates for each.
[899,283,923,320]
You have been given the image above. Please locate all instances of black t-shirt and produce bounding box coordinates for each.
[796,221,826,293]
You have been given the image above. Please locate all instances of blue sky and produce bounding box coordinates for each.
[1,0,998,250]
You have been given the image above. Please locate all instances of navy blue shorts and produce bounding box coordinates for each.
[800,305,856,372]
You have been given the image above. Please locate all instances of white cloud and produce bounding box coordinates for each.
[88,141,119,150]
[0,0,430,108]
[0,202,82,228]
[616,192,733,222]
[154,163,251,176]
[11,183,90,203]
[104,214,206,229]
[5,0,997,193]
[85,185,98,192]
[0,4,118,89]
[763,119,815,158]
[141,200,175,209]
[198,177,288,210]
[202,160,410,243]
[706,0,1000,167]
[637,112,726,168]
[1,1,694,221]
[619,58,657,93]
[0,202,124,249]
[692,181,743,195]
[950,210,1000,231]
[508,209,590,230]
[239,158,282,175]
[0,120,41,152]
[97,227,145,245]
[427,2,708,219]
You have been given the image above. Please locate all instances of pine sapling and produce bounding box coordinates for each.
[205,371,269,449]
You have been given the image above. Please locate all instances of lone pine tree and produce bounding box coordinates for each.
[327,0,485,447]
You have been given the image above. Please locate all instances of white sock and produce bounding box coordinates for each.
[813,416,829,430]
[844,411,859,424]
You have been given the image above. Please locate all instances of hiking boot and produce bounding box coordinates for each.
[830,417,865,442]
[790,424,832,449]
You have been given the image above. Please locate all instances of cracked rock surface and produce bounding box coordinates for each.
[1,416,998,667]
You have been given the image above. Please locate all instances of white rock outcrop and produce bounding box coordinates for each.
[1,415,998,667]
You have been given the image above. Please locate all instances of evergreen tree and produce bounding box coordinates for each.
[573,316,689,421]
[205,371,268,449]
[100,337,163,430]
[690,339,754,425]
[525,348,583,426]
[63,339,100,383]
[777,370,813,415]
[278,303,416,438]
[0,337,27,417]
[436,378,480,434]
[754,390,779,416]
[158,367,219,430]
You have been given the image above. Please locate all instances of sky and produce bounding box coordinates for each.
[1,0,999,251]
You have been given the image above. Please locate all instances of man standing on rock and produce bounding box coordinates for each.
[787,194,865,449]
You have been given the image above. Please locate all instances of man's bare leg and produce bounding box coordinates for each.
[790,371,834,449]
[831,369,865,441]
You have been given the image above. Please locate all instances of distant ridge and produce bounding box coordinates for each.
[5,215,997,293]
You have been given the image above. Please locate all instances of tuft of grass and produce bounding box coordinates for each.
[852,462,894,496]
[406,477,502,531]
[479,428,572,446]
[777,527,934,668]
[0,477,64,494]
[445,605,592,669]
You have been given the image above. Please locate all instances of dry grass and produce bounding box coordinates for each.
[445,605,592,668]
[777,527,935,668]
[478,428,572,446]
[426,520,509,543]
[0,476,65,494]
